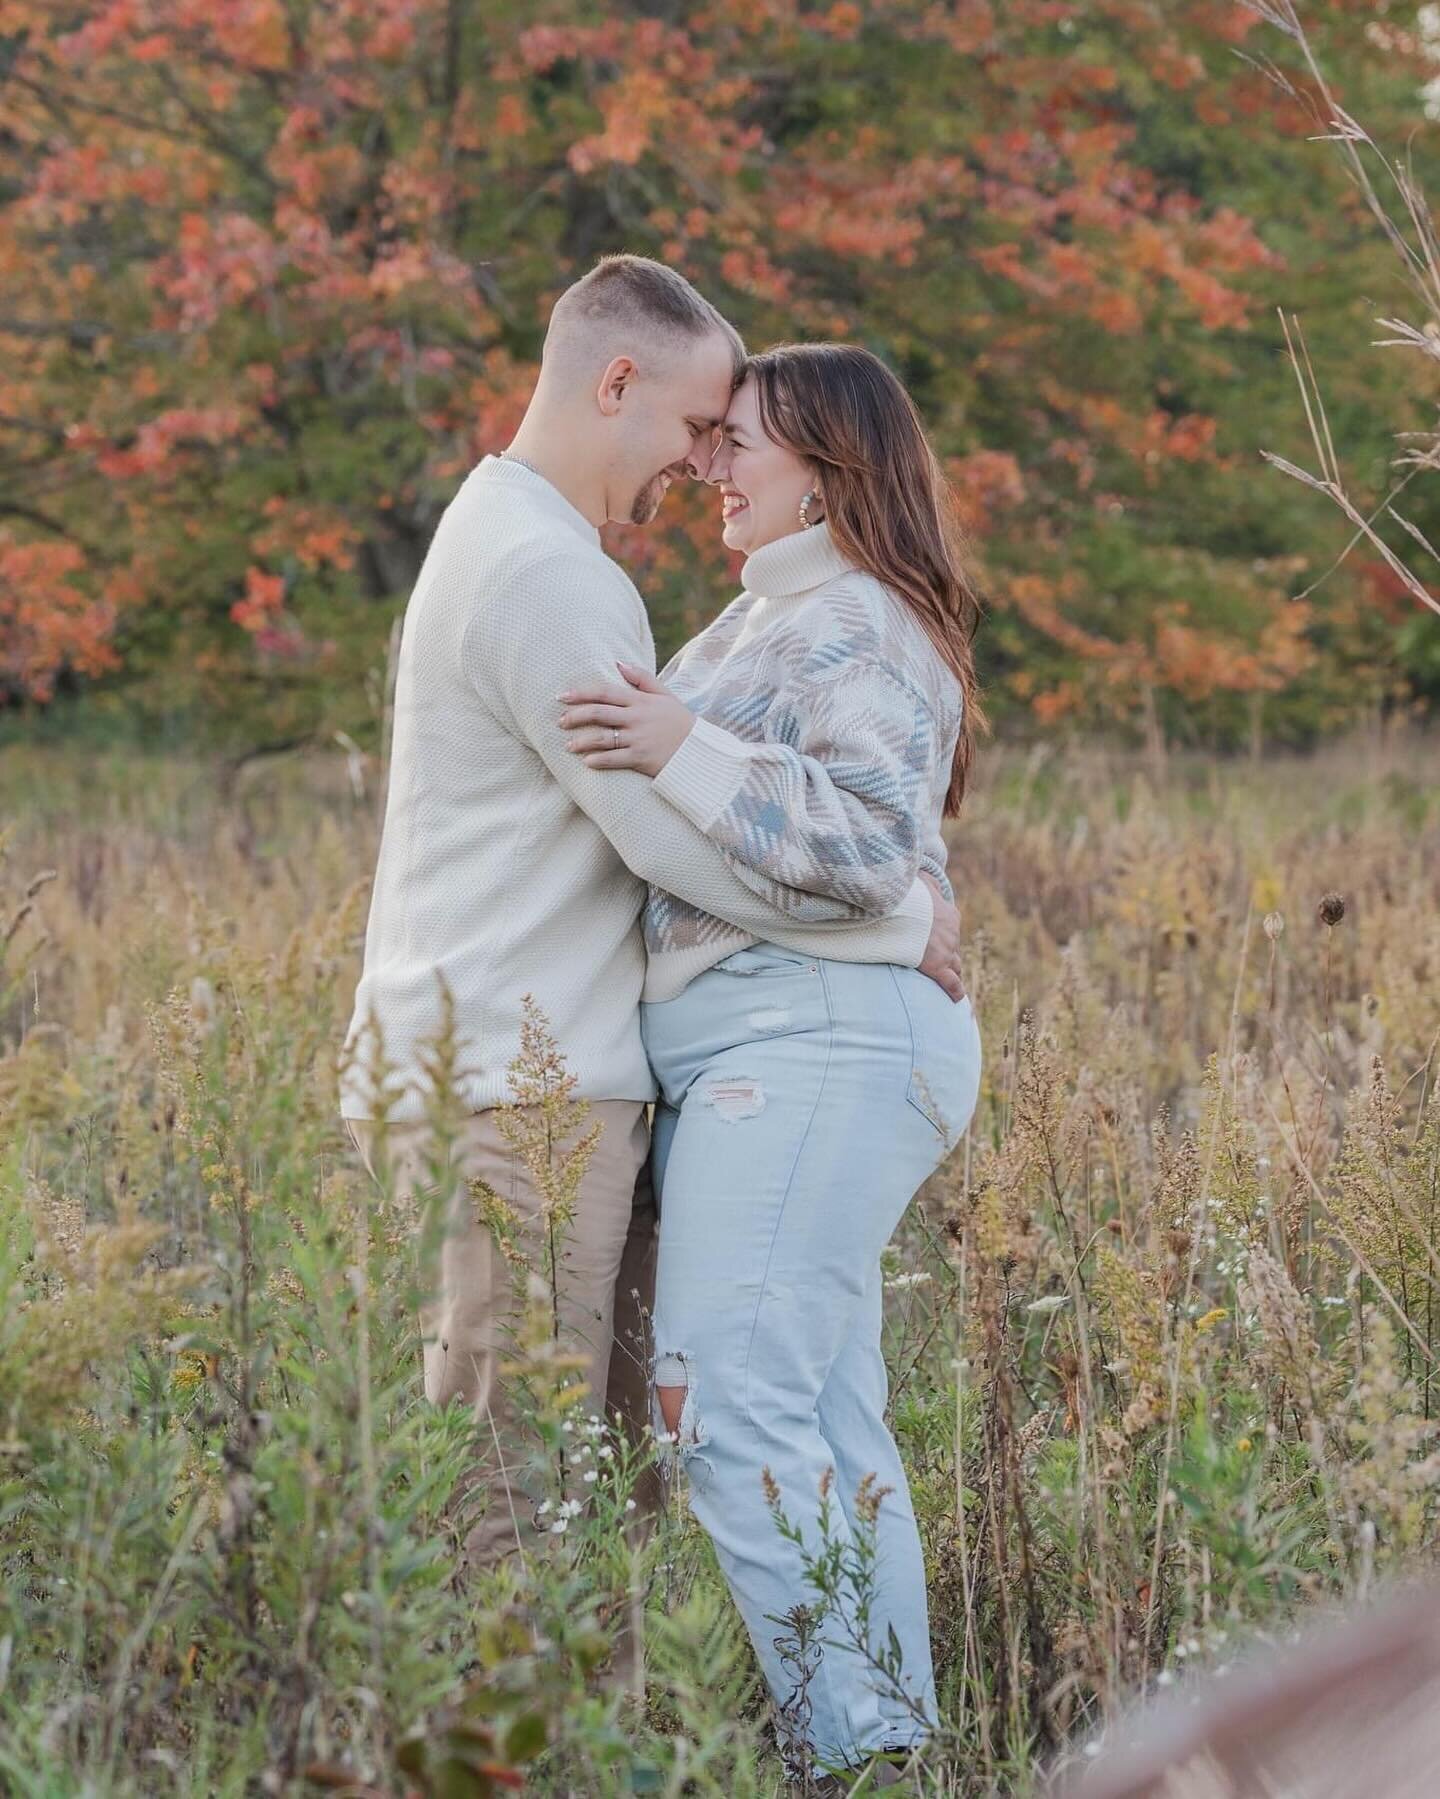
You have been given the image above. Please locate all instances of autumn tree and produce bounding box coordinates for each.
[0,0,1433,745]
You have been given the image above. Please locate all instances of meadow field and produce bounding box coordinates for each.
[3,729,1439,1796]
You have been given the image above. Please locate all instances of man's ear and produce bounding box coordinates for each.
[596,355,637,417]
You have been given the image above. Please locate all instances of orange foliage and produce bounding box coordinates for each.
[0,538,118,700]
[0,0,1418,724]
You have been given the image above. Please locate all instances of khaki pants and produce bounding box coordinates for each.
[345,1101,658,1571]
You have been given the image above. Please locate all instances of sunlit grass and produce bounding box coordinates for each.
[3,729,1438,1795]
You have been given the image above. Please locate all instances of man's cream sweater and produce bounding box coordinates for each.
[340,456,933,1122]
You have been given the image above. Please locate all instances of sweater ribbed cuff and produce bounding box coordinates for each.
[652,714,754,830]
[893,875,934,966]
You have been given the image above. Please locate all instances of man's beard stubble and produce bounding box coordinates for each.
[629,472,668,526]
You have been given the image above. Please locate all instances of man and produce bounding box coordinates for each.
[340,254,965,1572]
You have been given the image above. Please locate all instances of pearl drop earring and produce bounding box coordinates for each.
[799,489,821,529]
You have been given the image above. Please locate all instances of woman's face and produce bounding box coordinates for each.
[707,376,818,555]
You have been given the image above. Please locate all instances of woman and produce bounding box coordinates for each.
[557,343,984,1783]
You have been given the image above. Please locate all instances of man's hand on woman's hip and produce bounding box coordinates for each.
[918,871,966,1003]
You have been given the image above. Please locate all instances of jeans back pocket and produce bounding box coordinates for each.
[890,971,979,1146]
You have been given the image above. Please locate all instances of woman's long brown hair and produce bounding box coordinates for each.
[745,342,986,814]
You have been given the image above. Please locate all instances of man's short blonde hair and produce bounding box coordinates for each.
[545,254,745,380]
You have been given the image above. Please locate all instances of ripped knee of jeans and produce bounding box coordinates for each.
[652,1349,713,1489]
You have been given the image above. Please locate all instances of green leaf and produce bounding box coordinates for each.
[502,1710,548,1763]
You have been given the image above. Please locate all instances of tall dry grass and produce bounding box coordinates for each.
[2,728,1438,1795]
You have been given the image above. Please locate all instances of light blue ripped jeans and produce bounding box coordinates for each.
[641,944,983,1772]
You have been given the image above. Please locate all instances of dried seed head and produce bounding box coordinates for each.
[1263,910,1285,941]
[854,1471,896,1523]
[1317,891,1346,928]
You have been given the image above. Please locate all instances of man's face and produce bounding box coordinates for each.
[617,331,736,526]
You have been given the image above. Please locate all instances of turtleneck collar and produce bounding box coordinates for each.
[739,520,857,599]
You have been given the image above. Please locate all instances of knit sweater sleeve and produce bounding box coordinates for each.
[653,659,942,916]
[463,548,935,960]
